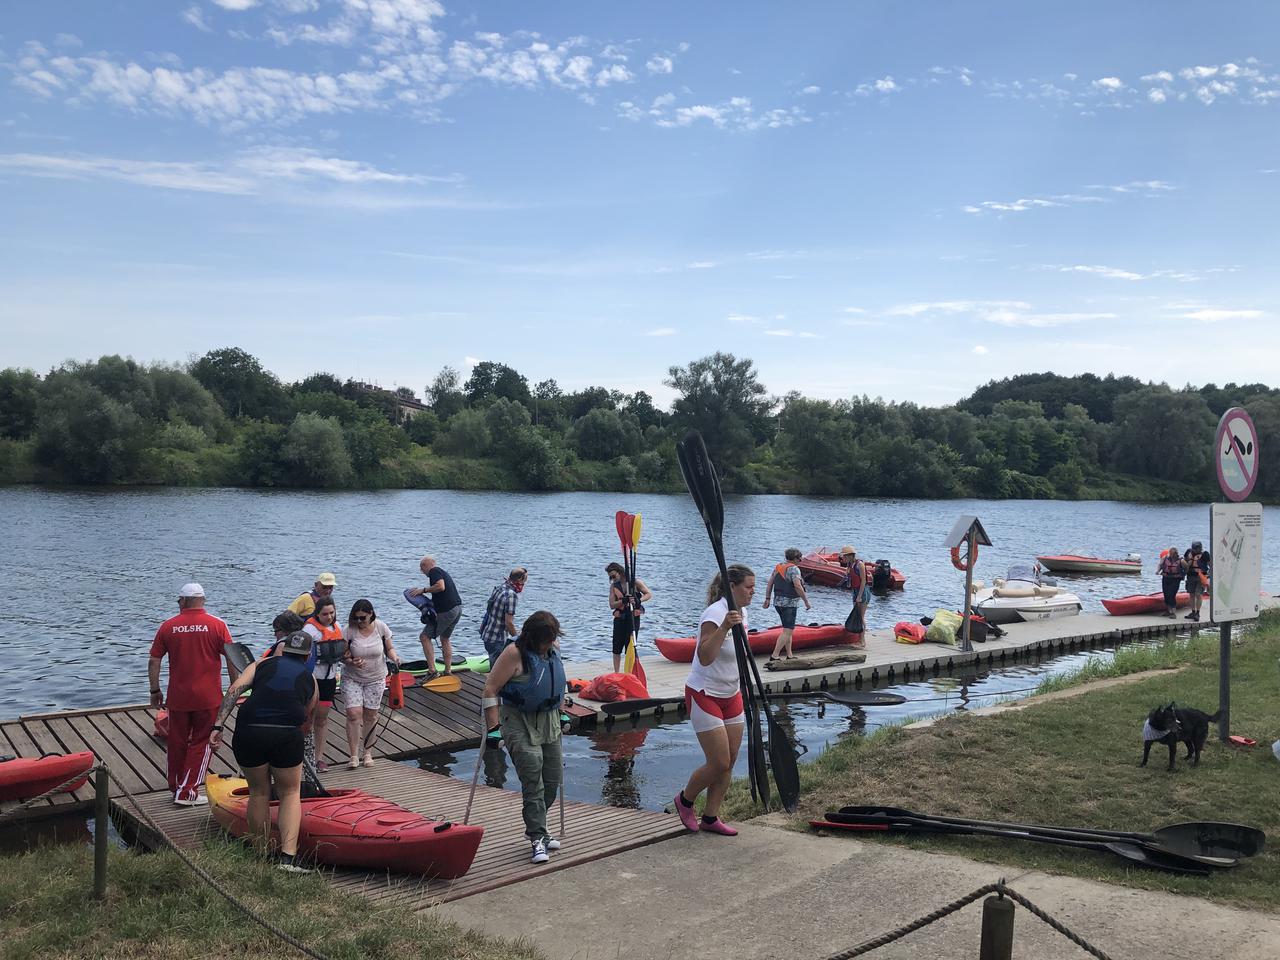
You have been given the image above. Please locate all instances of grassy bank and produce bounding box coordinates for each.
[723,613,1280,908]
[0,840,543,960]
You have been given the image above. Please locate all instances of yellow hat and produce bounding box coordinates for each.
[839,545,856,556]
[317,571,337,587]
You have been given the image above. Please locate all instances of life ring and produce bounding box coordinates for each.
[950,543,978,572]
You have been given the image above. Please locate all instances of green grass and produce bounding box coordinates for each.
[721,613,1280,908]
[0,840,544,960]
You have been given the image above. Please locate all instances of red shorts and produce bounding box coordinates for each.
[685,686,745,733]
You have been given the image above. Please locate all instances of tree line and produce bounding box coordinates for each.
[0,350,1276,502]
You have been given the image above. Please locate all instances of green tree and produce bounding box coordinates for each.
[294,372,346,396]
[235,419,287,486]
[435,409,492,457]
[509,428,562,489]
[0,368,41,440]
[1111,386,1216,484]
[34,377,147,482]
[775,395,856,491]
[403,410,440,446]
[280,413,353,487]
[190,347,289,421]
[563,386,616,420]
[464,361,530,407]
[666,352,772,471]
[569,407,641,461]
[426,366,464,419]
[485,398,533,451]
[149,366,228,441]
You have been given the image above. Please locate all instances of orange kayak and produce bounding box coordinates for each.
[0,751,95,801]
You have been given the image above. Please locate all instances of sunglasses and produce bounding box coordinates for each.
[353,614,372,623]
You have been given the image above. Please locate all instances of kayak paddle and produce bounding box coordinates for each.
[419,674,462,694]
[599,688,907,716]
[816,813,1215,875]
[834,804,1264,860]
[677,431,801,812]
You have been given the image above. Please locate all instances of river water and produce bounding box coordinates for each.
[3,487,1273,812]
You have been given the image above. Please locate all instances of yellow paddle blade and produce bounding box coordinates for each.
[631,513,643,547]
[624,635,637,673]
[420,674,462,694]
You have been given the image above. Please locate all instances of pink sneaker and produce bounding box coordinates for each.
[701,817,738,836]
[674,793,699,832]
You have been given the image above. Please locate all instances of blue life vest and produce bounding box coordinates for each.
[239,655,315,728]
[500,646,566,713]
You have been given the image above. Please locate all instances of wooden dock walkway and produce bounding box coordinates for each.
[117,762,684,906]
[567,600,1280,723]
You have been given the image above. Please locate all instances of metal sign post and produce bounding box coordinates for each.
[943,516,992,653]
[1210,408,1263,742]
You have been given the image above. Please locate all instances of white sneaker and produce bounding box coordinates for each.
[530,839,549,864]
[174,794,208,807]
[543,836,562,851]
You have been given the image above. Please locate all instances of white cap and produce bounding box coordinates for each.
[179,582,205,598]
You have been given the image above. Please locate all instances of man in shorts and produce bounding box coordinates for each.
[408,556,463,675]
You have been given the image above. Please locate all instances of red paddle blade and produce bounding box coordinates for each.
[615,510,632,550]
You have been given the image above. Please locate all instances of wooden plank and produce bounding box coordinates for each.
[42,717,99,804]
[19,720,93,804]
[94,709,170,787]
[65,714,151,797]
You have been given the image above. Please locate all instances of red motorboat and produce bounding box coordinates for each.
[0,751,95,802]
[654,623,855,663]
[206,774,483,879]
[799,551,905,590]
[1101,592,1191,616]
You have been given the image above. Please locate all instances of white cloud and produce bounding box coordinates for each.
[842,306,866,314]
[595,64,632,86]
[183,5,213,31]
[801,85,820,95]
[764,329,794,337]
[635,95,809,131]
[1180,308,1263,323]
[1141,70,1174,84]
[54,33,83,48]
[464,356,480,367]
[1148,89,1167,104]
[686,260,716,269]
[1093,76,1124,91]
[1055,264,1146,281]
[854,76,899,96]
[212,0,259,8]
[646,327,676,336]
[972,345,989,355]
[0,148,464,205]
[727,313,759,324]
[646,56,673,75]
[884,299,1112,328]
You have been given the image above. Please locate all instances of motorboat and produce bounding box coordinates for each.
[798,550,906,590]
[1036,553,1141,574]
[973,563,1083,624]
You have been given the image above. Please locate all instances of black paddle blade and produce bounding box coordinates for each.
[676,432,724,535]
[764,712,801,812]
[745,695,769,806]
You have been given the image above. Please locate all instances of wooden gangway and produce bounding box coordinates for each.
[119,762,684,905]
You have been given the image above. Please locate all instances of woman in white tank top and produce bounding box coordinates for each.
[673,564,755,837]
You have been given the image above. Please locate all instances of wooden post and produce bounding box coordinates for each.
[979,894,1015,960]
[93,765,109,900]
[960,528,976,653]
[1219,622,1231,742]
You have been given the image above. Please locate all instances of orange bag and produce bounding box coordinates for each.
[893,622,927,645]
[580,672,650,702]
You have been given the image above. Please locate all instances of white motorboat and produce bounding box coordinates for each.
[973,563,1083,624]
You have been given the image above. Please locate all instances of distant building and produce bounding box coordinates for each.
[353,382,430,423]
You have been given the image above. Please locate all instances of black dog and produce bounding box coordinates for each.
[1141,702,1222,771]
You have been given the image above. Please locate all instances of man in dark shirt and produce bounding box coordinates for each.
[409,555,463,675]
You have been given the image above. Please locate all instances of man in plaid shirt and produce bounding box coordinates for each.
[481,567,527,662]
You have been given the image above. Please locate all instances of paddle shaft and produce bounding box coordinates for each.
[835,806,1258,860]
[464,703,488,825]
[835,815,1213,874]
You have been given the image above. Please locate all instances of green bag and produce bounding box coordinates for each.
[925,608,962,646]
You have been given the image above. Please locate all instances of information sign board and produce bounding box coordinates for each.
[1209,502,1263,623]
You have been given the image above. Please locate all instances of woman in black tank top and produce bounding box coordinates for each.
[208,630,318,872]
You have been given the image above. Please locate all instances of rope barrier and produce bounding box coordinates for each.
[823,879,1112,960]
[104,762,336,960]
[0,764,101,824]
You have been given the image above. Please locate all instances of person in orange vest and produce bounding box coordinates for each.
[838,546,869,648]
[301,595,346,772]
[1183,541,1211,622]
[762,547,812,660]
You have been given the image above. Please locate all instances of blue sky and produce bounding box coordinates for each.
[2,1,1277,407]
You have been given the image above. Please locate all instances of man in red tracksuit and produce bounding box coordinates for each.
[149,582,232,806]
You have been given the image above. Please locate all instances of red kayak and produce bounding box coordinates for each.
[654,623,855,663]
[0,751,95,802]
[1102,592,1191,616]
[206,774,483,879]
[799,552,906,590]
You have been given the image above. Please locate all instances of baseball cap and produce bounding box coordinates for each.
[1191,541,1203,552]
[280,631,313,657]
[317,572,337,587]
[179,582,205,598]
[839,545,857,557]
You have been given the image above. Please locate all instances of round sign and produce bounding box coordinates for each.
[1215,407,1259,502]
